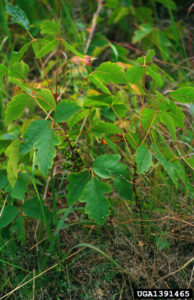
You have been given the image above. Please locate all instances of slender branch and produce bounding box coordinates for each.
[84,0,103,53]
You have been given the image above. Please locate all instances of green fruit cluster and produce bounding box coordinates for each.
[57,143,84,171]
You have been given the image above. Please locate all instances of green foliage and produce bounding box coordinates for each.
[6,3,30,30]
[40,19,60,36]
[54,100,81,122]
[0,205,19,229]
[133,24,154,43]
[66,171,90,205]
[93,62,127,84]
[0,1,192,296]
[88,74,111,95]
[127,66,144,84]
[80,177,112,225]
[8,61,29,80]
[36,89,56,111]
[5,140,20,187]
[22,199,52,221]
[5,94,31,124]
[169,87,194,103]
[136,145,152,174]
[32,39,59,58]
[93,154,127,179]
[62,39,85,58]
[151,144,178,188]
[20,120,60,175]
[91,122,122,135]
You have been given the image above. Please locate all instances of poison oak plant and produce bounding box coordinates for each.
[0,4,193,243]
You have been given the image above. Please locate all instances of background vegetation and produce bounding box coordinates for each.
[0,0,193,299]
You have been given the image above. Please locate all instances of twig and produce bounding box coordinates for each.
[152,257,194,287]
[84,0,103,53]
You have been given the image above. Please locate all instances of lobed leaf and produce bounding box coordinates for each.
[66,171,90,205]
[80,177,112,225]
[113,175,132,200]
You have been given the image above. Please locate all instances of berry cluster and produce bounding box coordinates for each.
[57,142,84,171]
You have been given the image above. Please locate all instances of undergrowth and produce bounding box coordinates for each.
[0,0,193,299]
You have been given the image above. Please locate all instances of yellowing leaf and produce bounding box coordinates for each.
[5,140,20,187]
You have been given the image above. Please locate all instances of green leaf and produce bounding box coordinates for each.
[160,111,176,141]
[94,62,127,84]
[155,237,170,251]
[54,100,81,122]
[151,144,178,188]
[93,154,128,179]
[22,199,52,221]
[20,120,60,175]
[80,177,112,225]
[146,49,155,62]
[5,94,31,125]
[12,215,26,243]
[113,104,127,118]
[68,109,89,128]
[146,66,163,87]
[8,77,32,94]
[10,43,30,65]
[85,95,114,105]
[136,145,152,173]
[9,61,29,80]
[169,87,194,103]
[32,39,59,58]
[35,89,56,111]
[155,0,176,10]
[62,39,85,58]
[40,19,60,36]
[0,64,8,79]
[6,3,29,30]
[142,108,158,130]
[88,74,111,95]
[5,140,20,187]
[10,173,28,200]
[133,24,154,43]
[66,171,90,205]
[20,119,50,154]
[127,66,144,83]
[0,171,9,190]
[169,107,184,128]
[35,128,60,175]
[0,205,19,229]
[113,175,132,200]
[91,122,122,136]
